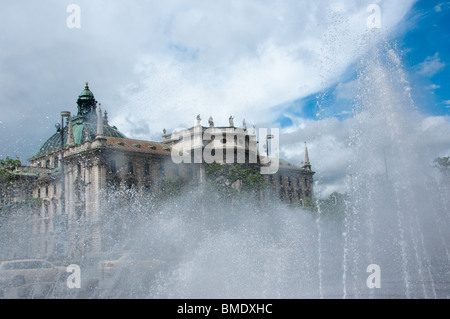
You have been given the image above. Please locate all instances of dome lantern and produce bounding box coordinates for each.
[76,82,97,119]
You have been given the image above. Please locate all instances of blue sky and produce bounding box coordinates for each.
[402,0,450,116]
[275,0,449,127]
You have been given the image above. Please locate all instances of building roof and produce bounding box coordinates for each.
[105,137,171,156]
[32,83,127,159]
[33,122,127,158]
[78,83,95,100]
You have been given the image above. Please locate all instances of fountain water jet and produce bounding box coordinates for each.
[1,38,449,299]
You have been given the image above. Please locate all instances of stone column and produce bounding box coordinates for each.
[90,158,105,252]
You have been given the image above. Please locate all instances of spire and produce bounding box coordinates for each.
[67,117,75,146]
[303,142,311,171]
[96,104,104,137]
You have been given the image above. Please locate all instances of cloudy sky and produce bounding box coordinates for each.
[0,0,449,198]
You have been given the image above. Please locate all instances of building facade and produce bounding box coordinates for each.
[10,83,315,259]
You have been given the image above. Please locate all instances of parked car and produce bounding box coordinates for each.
[0,259,66,288]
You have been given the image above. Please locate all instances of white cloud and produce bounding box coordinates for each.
[416,53,446,77]
[426,84,441,91]
[1,0,430,196]
[335,80,358,100]
[444,100,450,108]
[433,2,450,12]
[107,0,417,139]
[279,112,450,199]
[279,45,450,198]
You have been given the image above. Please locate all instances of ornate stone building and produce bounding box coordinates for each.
[11,83,315,258]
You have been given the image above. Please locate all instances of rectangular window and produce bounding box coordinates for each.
[144,163,150,176]
[54,158,59,168]
[53,184,57,196]
[160,163,165,178]
[110,160,116,173]
[128,162,133,174]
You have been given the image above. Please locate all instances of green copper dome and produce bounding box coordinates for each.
[34,121,127,157]
[78,82,95,100]
[77,82,97,117]
[33,83,127,158]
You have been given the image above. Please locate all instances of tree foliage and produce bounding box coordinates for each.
[0,156,22,206]
[206,163,268,198]
[0,156,21,183]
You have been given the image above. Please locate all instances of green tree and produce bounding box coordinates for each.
[0,156,22,205]
[0,156,21,180]
[206,163,268,199]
